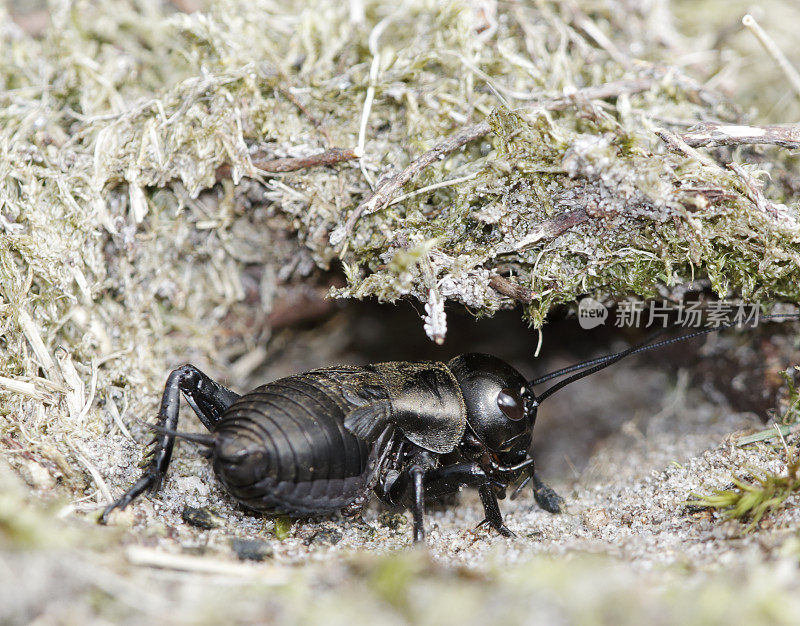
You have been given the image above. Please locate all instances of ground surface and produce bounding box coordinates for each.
[4,346,800,625]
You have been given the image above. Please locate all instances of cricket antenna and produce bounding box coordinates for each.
[531,312,800,405]
[149,423,216,447]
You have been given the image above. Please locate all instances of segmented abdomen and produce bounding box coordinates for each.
[212,367,380,515]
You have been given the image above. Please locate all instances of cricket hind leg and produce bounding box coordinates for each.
[385,450,437,543]
[99,365,239,523]
[409,465,427,542]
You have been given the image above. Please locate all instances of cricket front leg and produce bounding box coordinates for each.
[477,484,514,537]
[532,471,563,514]
[423,463,514,537]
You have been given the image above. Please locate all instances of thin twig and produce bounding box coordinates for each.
[125,546,288,581]
[544,79,654,111]
[727,162,776,216]
[513,208,589,251]
[489,210,591,300]
[564,0,634,70]
[1,437,36,461]
[275,84,332,145]
[742,14,800,101]
[388,171,482,207]
[489,275,534,302]
[215,147,357,181]
[654,127,729,174]
[345,121,491,234]
[679,123,800,149]
[343,78,655,240]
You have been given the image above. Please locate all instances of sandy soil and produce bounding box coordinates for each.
[4,355,799,625]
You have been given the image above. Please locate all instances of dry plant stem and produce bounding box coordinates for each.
[275,84,332,145]
[17,309,60,383]
[388,172,481,207]
[215,147,357,181]
[125,546,288,581]
[728,162,775,216]
[488,209,590,300]
[488,275,534,302]
[544,78,653,111]
[1,437,36,461]
[513,208,589,251]
[654,128,729,174]
[680,123,800,149]
[563,0,633,70]
[742,14,800,101]
[0,375,56,404]
[774,422,791,460]
[356,15,393,189]
[345,120,491,234]
[346,79,655,237]
[70,443,113,503]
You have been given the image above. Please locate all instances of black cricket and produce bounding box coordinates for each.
[100,314,797,541]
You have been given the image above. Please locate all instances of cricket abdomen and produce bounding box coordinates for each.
[211,368,377,515]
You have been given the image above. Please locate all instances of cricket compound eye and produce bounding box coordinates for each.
[497,388,524,421]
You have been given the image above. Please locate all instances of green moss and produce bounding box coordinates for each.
[690,378,800,532]
[686,454,800,532]
[0,462,67,549]
[367,550,428,614]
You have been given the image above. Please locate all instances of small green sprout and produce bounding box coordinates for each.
[696,378,800,531]
[687,448,800,532]
[273,516,294,540]
[778,367,800,425]
[735,369,800,447]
